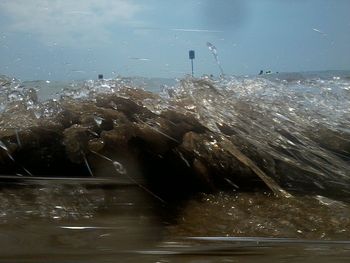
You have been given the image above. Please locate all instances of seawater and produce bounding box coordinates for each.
[0,71,350,262]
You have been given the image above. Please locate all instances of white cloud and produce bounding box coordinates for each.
[0,0,142,46]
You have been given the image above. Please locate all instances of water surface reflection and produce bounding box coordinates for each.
[0,181,349,262]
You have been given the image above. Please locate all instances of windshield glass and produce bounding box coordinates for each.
[0,1,350,262]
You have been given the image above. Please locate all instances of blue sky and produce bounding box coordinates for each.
[0,0,349,80]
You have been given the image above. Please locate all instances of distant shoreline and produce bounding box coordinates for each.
[2,69,350,83]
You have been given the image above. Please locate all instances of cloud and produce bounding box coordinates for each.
[0,0,142,46]
[200,0,248,30]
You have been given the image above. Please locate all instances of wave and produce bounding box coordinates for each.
[0,74,349,201]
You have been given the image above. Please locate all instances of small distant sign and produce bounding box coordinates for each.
[189,50,195,60]
[189,50,195,76]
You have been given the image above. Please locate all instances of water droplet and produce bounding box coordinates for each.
[7,91,23,102]
[34,110,42,119]
[0,140,9,151]
[15,129,21,147]
[109,101,118,110]
[113,161,127,175]
[94,116,104,126]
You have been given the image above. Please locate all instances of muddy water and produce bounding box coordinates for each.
[169,192,350,239]
[0,181,349,262]
[0,181,161,262]
[1,75,350,262]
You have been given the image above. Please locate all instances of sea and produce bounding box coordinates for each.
[0,71,350,262]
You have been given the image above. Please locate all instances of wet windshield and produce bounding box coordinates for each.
[0,1,350,262]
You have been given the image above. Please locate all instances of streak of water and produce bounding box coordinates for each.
[163,75,350,196]
[206,42,225,76]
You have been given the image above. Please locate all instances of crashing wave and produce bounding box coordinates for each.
[0,74,349,201]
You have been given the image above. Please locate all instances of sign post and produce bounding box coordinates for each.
[189,50,195,77]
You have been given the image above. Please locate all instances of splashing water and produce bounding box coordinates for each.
[93,116,104,126]
[1,73,350,197]
[0,139,32,176]
[112,161,127,175]
[164,74,350,196]
[206,42,225,76]
[89,150,165,203]
[1,73,350,261]
[111,160,165,203]
[83,154,94,177]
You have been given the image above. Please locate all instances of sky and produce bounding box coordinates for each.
[0,0,349,80]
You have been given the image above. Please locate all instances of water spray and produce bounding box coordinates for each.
[206,42,224,76]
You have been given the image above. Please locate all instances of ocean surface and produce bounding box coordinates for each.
[0,71,350,262]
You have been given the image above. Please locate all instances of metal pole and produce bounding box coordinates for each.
[191,59,194,77]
